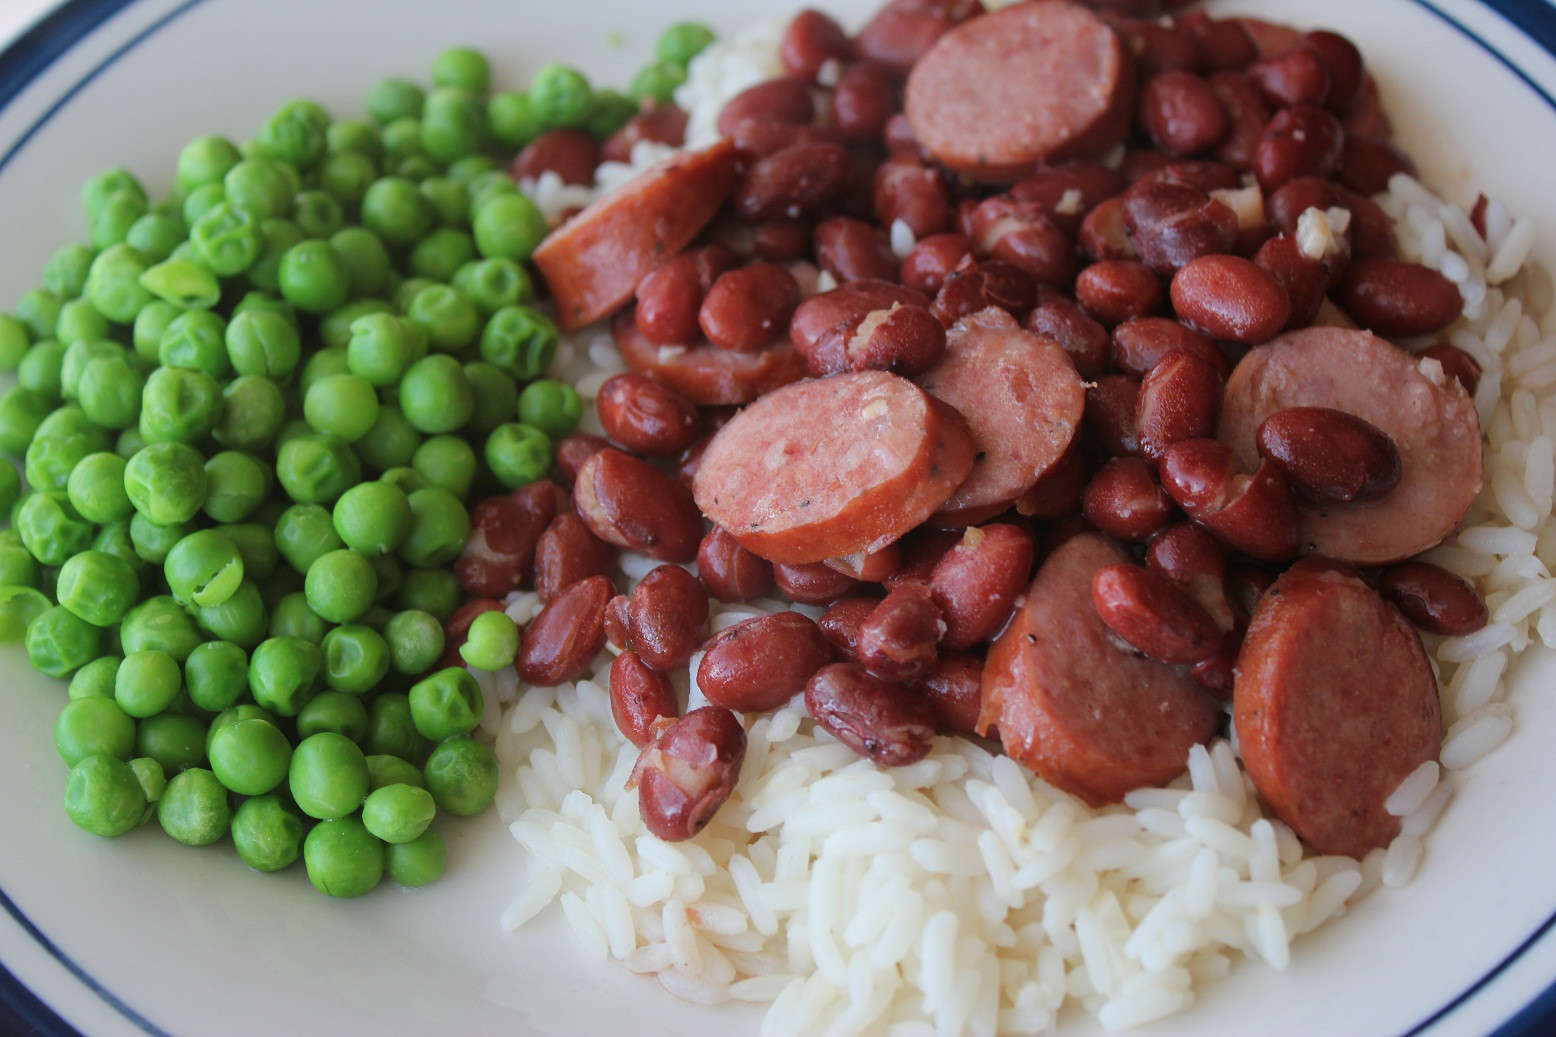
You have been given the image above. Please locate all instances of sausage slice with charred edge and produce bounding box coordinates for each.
[978,532,1222,806]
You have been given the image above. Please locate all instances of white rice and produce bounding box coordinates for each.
[491,23,1556,1036]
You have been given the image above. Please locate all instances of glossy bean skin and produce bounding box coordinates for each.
[1009,162,1129,236]
[1301,29,1366,111]
[1025,295,1111,380]
[716,79,815,136]
[930,261,1038,327]
[814,216,898,284]
[696,525,775,603]
[1138,70,1230,158]
[780,8,852,81]
[901,233,976,296]
[553,433,611,487]
[1335,258,1463,338]
[1158,439,1300,562]
[635,246,735,345]
[829,62,897,142]
[1016,445,1088,520]
[517,574,614,686]
[600,103,688,165]
[885,527,963,591]
[510,128,601,186]
[1074,260,1163,327]
[1081,456,1175,543]
[1082,374,1143,460]
[909,652,984,737]
[1092,562,1223,665]
[1418,343,1482,396]
[533,512,617,601]
[856,583,944,680]
[1079,196,1136,261]
[1170,254,1291,344]
[926,523,1035,650]
[1135,349,1224,464]
[603,593,630,651]
[1253,234,1328,329]
[1378,560,1490,635]
[731,142,853,223]
[573,448,704,563]
[699,263,801,352]
[1144,521,1236,631]
[697,612,834,712]
[1207,70,1273,171]
[1177,13,1257,71]
[1247,47,1330,109]
[454,481,560,597]
[873,153,954,239]
[1253,104,1345,190]
[804,662,938,767]
[813,304,947,379]
[1120,176,1238,276]
[790,280,930,361]
[818,594,884,659]
[596,373,703,457]
[773,560,861,605]
[853,0,981,75]
[1255,406,1402,503]
[609,650,679,748]
[966,197,1077,288]
[634,706,746,842]
[627,564,710,672]
[1111,316,1227,379]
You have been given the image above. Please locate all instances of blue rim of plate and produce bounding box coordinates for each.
[0,0,1555,1035]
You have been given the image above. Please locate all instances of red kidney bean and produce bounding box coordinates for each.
[901,233,976,295]
[1074,259,1164,327]
[814,216,898,284]
[697,611,834,711]
[829,61,896,142]
[1266,177,1394,264]
[852,0,981,75]
[781,8,852,81]
[1145,521,1235,632]
[872,153,953,239]
[699,263,801,352]
[885,526,963,591]
[1207,71,1273,171]
[1121,177,1239,275]
[573,448,704,563]
[1025,295,1111,380]
[1176,12,1257,71]
[1158,439,1300,561]
[1079,197,1136,262]
[1225,560,1276,623]
[732,142,852,223]
[804,662,938,766]
[1190,641,1238,700]
[517,574,614,686]
[697,525,775,603]
[1343,72,1389,138]
[790,279,929,359]
[439,598,506,669]
[1301,29,1365,112]
[1081,456,1174,542]
[1136,350,1223,464]
[609,651,679,748]
[717,79,815,137]
[601,103,688,165]
[725,118,839,163]
[1335,258,1463,337]
[815,303,947,378]
[1255,406,1402,503]
[676,434,711,492]
[1265,177,1341,235]
[1247,46,1330,109]
[909,652,984,737]
[633,706,746,842]
[1253,104,1345,191]
[533,512,616,601]
[1143,159,1242,193]
[773,560,861,605]
[1419,343,1482,396]
[1016,445,1088,520]
[819,594,884,659]
[966,196,1077,287]
[454,481,560,597]
[822,542,902,583]
[750,219,815,262]
[1111,316,1226,378]
[926,523,1035,650]
[510,128,600,186]
[1170,254,1291,344]
[596,373,702,457]
[1112,16,1198,77]
[1082,374,1143,459]
[1093,563,1223,665]
[1339,135,1417,196]
[635,246,735,345]
[1253,234,1328,328]
[883,112,918,153]
[604,593,630,650]
[1378,560,1489,636]
[856,583,944,680]
[555,434,611,489]
[626,564,710,672]
[930,261,1038,327]
[1138,70,1230,158]
[1009,161,1130,236]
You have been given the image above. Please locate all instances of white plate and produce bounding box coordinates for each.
[1,1,1555,1035]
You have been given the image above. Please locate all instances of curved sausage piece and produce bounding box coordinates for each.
[1218,326,1482,565]
[978,532,1221,807]
[533,138,739,330]
[611,308,808,407]
[692,370,977,565]
[1234,565,1440,858]
[916,307,1085,523]
[904,2,1134,182]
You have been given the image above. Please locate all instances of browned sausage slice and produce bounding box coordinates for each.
[612,308,808,406]
[917,307,1085,524]
[1218,326,1482,565]
[903,2,1134,182]
[533,138,739,330]
[692,371,976,565]
[978,532,1222,806]
[1234,564,1440,858]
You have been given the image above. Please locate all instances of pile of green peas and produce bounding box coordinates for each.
[1,25,716,900]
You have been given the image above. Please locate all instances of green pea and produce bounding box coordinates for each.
[164,529,244,608]
[407,666,483,741]
[139,256,220,310]
[43,244,96,302]
[91,519,142,575]
[485,422,553,488]
[190,578,267,649]
[398,354,474,435]
[431,46,489,91]
[464,362,519,435]
[133,713,208,773]
[76,355,144,430]
[0,386,52,454]
[418,176,470,228]
[471,192,547,262]
[303,816,384,897]
[317,150,378,212]
[353,403,423,473]
[446,154,498,184]
[55,696,136,766]
[125,211,187,264]
[214,521,279,582]
[420,86,487,164]
[366,753,427,791]
[214,374,286,452]
[487,91,541,150]
[304,548,378,624]
[225,308,300,378]
[409,227,475,283]
[386,828,446,887]
[230,793,305,872]
[364,692,432,763]
[393,567,461,622]
[202,450,269,523]
[367,77,425,125]
[297,690,370,742]
[224,157,297,219]
[129,758,166,820]
[584,88,636,140]
[320,298,395,353]
[0,586,51,644]
[275,433,360,505]
[331,481,412,557]
[138,365,222,444]
[56,549,140,627]
[361,176,434,248]
[268,591,326,644]
[64,452,126,523]
[65,755,147,837]
[254,98,330,169]
[452,257,531,316]
[330,226,393,298]
[381,116,424,162]
[124,441,208,525]
[460,609,519,671]
[518,379,582,438]
[480,305,557,380]
[132,300,179,363]
[384,609,445,676]
[208,717,293,796]
[92,189,148,250]
[291,189,344,239]
[184,640,249,713]
[361,783,436,845]
[119,594,201,662]
[67,654,121,701]
[17,492,94,567]
[114,649,182,719]
[321,624,391,697]
[177,134,243,193]
[249,635,322,716]
[0,462,19,517]
[190,201,262,277]
[16,340,66,403]
[423,735,498,816]
[303,373,379,443]
[398,487,470,568]
[158,767,232,846]
[276,505,348,580]
[55,297,111,345]
[289,730,370,820]
[158,308,229,376]
[26,431,101,495]
[529,64,592,129]
[629,61,687,106]
[129,513,197,567]
[181,182,227,226]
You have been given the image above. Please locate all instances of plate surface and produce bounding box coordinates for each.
[1,1,1555,1035]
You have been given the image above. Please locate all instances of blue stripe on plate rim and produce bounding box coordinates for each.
[0,0,1553,1034]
